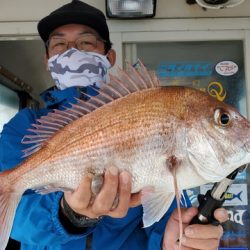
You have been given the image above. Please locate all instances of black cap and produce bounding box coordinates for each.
[37,0,110,45]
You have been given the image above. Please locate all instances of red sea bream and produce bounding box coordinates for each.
[0,62,250,250]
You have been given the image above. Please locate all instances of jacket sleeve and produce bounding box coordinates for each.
[0,108,92,246]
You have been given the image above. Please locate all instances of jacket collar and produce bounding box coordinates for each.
[40,86,99,109]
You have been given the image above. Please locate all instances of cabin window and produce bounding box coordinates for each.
[124,40,246,115]
[0,84,19,133]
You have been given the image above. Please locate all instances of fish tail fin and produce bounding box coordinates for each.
[236,191,243,201]
[0,172,22,250]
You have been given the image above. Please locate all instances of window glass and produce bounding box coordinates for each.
[130,40,246,115]
[0,84,19,133]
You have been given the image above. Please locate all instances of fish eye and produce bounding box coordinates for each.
[214,108,231,126]
[220,113,230,125]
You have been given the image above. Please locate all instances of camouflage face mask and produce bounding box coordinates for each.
[48,48,112,90]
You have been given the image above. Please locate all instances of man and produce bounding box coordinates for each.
[0,0,228,249]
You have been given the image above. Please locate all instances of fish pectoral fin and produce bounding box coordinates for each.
[141,186,175,228]
[34,185,73,195]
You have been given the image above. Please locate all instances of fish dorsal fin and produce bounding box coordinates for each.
[21,60,160,157]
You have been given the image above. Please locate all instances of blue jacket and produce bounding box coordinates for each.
[0,86,191,250]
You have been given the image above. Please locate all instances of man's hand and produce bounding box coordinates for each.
[163,207,228,250]
[62,166,141,219]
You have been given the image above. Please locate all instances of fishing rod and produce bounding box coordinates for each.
[190,164,247,225]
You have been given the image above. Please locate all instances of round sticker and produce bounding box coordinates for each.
[215,61,238,76]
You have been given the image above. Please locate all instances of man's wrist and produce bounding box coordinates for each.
[61,195,102,228]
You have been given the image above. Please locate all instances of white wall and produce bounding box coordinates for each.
[1,0,250,36]
[0,0,250,21]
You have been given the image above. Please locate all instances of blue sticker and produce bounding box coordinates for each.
[222,230,247,240]
[156,62,213,77]
[219,248,248,250]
